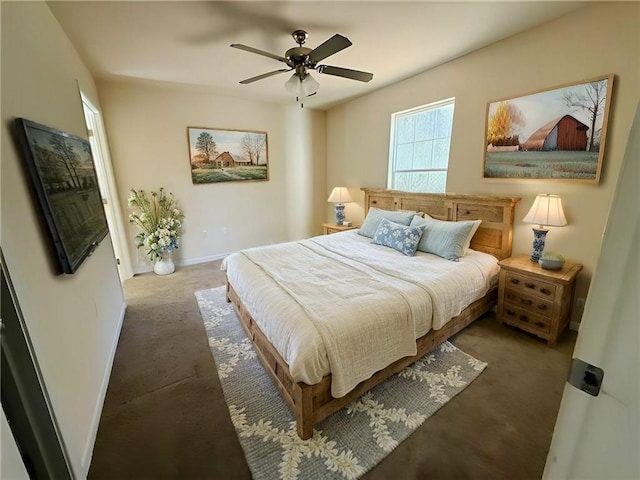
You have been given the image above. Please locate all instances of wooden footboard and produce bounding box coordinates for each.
[226,280,497,440]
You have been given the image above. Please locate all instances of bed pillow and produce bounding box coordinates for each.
[413,215,482,253]
[358,207,417,238]
[371,218,426,256]
[410,216,481,261]
[421,215,481,255]
[400,210,425,218]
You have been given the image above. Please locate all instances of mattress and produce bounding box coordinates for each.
[222,230,499,397]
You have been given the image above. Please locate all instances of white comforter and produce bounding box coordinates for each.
[221,230,499,398]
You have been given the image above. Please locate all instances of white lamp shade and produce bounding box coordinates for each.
[284,73,298,93]
[301,74,320,96]
[285,73,319,98]
[327,187,352,204]
[523,194,567,227]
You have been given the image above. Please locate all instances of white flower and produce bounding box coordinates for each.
[128,188,185,261]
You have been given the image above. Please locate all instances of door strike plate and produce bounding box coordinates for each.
[567,357,604,397]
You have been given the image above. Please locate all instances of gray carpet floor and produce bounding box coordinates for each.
[88,260,576,480]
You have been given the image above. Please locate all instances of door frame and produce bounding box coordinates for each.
[80,92,133,281]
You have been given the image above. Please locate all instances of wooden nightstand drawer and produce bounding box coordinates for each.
[504,271,556,300]
[502,304,551,334]
[504,288,555,317]
[498,255,582,345]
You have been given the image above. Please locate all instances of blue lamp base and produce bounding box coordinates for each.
[530,227,549,262]
[334,203,345,225]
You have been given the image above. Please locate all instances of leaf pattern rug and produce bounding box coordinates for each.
[195,286,487,480]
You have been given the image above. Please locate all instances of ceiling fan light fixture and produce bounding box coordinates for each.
[301,74,320,96]
[233,29,374,102]
[284,73,299,93]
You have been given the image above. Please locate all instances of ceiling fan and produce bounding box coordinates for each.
[230,30,373,101]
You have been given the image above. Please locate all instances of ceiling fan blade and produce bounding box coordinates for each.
[307,34,352,63]
[239,68,292,84]
[230,43,291,66]
[317,65,373,82]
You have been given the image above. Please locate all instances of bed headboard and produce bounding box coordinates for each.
[362,188,521,260]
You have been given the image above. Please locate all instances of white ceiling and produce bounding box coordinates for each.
[48,1,587,110]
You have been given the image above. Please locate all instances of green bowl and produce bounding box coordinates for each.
[539,257,565,270]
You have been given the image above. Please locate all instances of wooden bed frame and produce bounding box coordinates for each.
[226,189,520,439]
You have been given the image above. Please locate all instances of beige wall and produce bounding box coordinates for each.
[326,2,640,323]
[97,81,327,273]
[1,1,125,477]
[284,106,327,239]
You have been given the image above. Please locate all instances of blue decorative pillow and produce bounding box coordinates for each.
[358,207,417,238]
[371,218,426,256]
[410,216,481,261]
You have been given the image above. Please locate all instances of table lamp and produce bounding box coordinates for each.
[522,194,567,262]
[327,187,352,225]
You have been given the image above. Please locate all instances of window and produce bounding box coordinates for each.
[388,98,455,193]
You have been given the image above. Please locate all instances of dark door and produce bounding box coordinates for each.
[1,250,74,479]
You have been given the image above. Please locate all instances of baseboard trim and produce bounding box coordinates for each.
[80,300,127,476]
[132,252,231,275]
[179,252,230,267]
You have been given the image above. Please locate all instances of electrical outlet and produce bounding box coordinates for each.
[201,230,207,238]
[577,297,586,308]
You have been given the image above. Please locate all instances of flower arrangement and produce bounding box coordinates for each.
[128,188,184,261]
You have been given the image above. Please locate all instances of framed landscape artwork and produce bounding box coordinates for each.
[483,74,614,182]
[14,118,109,274]
[187,127,269,184]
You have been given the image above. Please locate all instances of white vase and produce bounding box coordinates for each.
[153,251,175,275]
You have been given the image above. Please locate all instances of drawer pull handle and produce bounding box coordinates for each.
[506,309,516,317]
[372,200,377,204]
[525,282,535,289]
[510,278,520,285]
[519,315,529,322]
[540,288,552,295]
[535,321,545,328]
[521,299,532,306]
[537,304,548,311]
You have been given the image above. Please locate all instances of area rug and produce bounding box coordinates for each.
[195,286,487,480]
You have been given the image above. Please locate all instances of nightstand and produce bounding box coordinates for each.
[322,223,359,235]
[497,254,582,345]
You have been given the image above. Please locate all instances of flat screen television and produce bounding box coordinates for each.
[14,118,109,274]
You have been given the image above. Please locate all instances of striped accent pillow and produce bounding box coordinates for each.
[410,216,481,261]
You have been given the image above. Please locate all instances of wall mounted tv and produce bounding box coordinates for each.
[14,118,109,274]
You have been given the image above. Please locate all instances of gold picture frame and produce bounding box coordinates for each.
[483,74,614,182]
[187,127,269,184]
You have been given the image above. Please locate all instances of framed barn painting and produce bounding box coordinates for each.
[483,74,614,182]
[187,127,268,184]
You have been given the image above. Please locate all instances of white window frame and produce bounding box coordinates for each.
[387,97,455,193]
